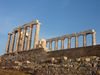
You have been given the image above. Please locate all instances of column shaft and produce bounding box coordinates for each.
[10,32,15,53]
[75,36,78,48]
[6,33,11,53]
[21,26,27,51]
[16,28,21,52]
[25,36,28,50]
[67,37,71,48]
[34,22,40,48]
[49,41,52,50]
[27,25,33,50]
[83,34,86,47]
[61,39,64,49]
[54,40,58,50]
[92,32,96,45]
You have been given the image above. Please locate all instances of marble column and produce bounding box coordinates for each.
[67,37,71,49]
[92,32,96,45]
[83,34,86,47]
[34,20,40,48]
[21,26,27,51]
[25,35,28,50]
[16,27,21,52]
[61,39,64,49]
[10,32,15,53]
[75,35,78,48]
[27,24,33,50]
[54,39,58,50]
[6,33,12,53]
[49,40,52,50]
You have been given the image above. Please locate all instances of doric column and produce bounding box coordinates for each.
[21,26,27,51]
[61,38,65,49]
[75,35,78,48]
[27,24,33,50]
[10,32,15,53]
[67,37,71,49]
[25,35,28,50]
[34,20,40,48]
[54,39,58,50]
[83,34,87,47]
[92,31,96,45]
[16,27,21,52]
[49,40,52,50]
[6,33,12,54]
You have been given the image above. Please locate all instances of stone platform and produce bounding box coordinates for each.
[0,45,100,75]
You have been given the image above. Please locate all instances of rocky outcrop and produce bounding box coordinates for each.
[0,46,100,75]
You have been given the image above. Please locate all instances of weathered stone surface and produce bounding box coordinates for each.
[0,45,100,75]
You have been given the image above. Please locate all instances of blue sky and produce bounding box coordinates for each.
[0,0,100,55]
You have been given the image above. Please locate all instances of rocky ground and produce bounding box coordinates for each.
[0,56,100,75]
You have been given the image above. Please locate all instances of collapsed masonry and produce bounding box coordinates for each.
[5,20,96,54]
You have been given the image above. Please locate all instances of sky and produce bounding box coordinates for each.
[0,0,100,55]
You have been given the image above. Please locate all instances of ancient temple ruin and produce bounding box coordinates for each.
[5,20,96,54]
[1,20,100,75]
[6,20,40,53]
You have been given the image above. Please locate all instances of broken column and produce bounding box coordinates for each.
[6,33,12,54]
[34,20,40,48]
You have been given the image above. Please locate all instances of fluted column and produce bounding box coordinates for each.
[27,24,33,50]
[83,34,86,47]
[10,32,15,53]
[61,38,64,49]
[34,20,40,48]
[49,40,52,50]
[67,37,71,49]
[16,27,21,52]
[75,35,78,48]
[25,35,28,50]
[92,32,96,45]
[6,33,12,53]
[54,39,58,50]
[21,26,27,51]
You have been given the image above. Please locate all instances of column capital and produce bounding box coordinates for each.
[68,36,71,39]
[61,37,65,40]
[8,33,12,35]
[18,27,21,32]
[30,24,33,28]
[24,26,27,30]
